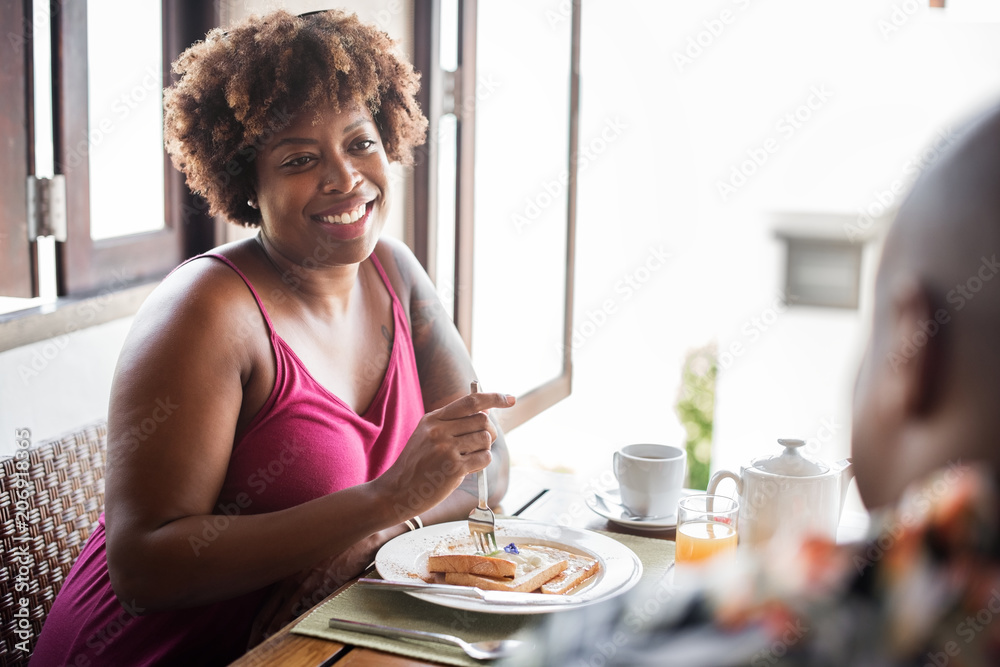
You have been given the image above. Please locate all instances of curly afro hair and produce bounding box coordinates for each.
[163,9,428,227]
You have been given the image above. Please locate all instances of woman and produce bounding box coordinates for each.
[31,9,513,666]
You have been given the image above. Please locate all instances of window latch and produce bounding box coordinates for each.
[27,175,68,242]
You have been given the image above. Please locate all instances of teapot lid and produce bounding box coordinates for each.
[751,439,828,477]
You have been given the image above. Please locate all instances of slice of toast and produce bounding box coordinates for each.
[444,559,568,593]
[540,553,600,594]
[427,554,516,579]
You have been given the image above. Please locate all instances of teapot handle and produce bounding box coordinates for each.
[707,469,742,498]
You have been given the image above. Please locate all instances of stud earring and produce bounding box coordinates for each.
[248,199,257,209]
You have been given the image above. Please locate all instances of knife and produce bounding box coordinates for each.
[355,578,585,605]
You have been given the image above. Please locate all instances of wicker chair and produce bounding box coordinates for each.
[0,421,108,667]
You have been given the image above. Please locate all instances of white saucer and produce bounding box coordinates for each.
[585,487,700,531]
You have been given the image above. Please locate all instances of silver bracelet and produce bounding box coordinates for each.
[403,516,424,531]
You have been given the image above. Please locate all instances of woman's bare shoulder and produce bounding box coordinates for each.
[124,242,268,371]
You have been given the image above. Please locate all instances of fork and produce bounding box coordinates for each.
[467,380,498,554]
[328,618,526,660]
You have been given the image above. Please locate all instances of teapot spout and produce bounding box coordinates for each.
[836,458,855,512]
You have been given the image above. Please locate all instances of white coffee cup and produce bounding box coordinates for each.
[613,444,687,518]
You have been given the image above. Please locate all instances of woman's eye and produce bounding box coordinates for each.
[282,156,313,168]
[353,139,376,151]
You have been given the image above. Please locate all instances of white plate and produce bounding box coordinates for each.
[374,518,642,614]
[585,487,700,531]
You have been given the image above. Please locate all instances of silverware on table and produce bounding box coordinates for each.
[467,380,498,553]
[355,577,585,605]
[328,617,527,661]
[593,491,673,522]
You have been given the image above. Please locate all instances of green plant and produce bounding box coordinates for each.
[674,343,717,490]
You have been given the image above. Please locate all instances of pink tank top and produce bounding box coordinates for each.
[30,252,425,666]
[211,252,425,513]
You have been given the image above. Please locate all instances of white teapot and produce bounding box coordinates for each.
[707,439,855,548]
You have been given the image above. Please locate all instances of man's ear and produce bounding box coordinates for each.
[881,278,943,418]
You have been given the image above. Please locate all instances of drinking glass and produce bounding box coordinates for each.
[675,494,739,564]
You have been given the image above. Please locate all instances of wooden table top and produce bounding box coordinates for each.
[231,468,676,667]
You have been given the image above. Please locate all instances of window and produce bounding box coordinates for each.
[0,1,218,308]
[782,236,862,310]
[412,0,581,431]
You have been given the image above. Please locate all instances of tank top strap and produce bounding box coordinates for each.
[176,252,397,334]
[368,252,404,312]
[176,253,277,333]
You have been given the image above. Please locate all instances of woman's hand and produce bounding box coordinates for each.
[376,391,514,521]
[248,391,513,645]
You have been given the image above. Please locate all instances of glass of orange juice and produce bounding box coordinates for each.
[675,494,739,564]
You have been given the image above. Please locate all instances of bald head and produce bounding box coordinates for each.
[881,105,1000,313]
[852,102,1000,509]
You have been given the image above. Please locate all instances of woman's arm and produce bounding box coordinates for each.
[103,258,509,613]
[375,239,512,523]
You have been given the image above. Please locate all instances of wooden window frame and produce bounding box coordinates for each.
[0,0,35,298]
[412,0,581,432]
[50,0,216,297]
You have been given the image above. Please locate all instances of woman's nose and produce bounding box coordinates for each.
[321,154,361,193]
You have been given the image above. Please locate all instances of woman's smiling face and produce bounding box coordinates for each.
[253,102,390,267]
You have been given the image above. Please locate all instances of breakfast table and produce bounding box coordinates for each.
[229,467,680,666]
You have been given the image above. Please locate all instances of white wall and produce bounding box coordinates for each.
[0,318,132,456]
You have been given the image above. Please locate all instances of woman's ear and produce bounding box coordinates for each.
[881,278,943,419]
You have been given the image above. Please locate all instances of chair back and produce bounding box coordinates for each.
[0,421,108,666]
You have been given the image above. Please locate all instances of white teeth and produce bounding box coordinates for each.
[319,203,368,224]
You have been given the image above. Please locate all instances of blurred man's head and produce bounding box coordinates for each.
[852,104,1000,509]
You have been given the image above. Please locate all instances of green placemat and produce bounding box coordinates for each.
[291,529,675,666]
